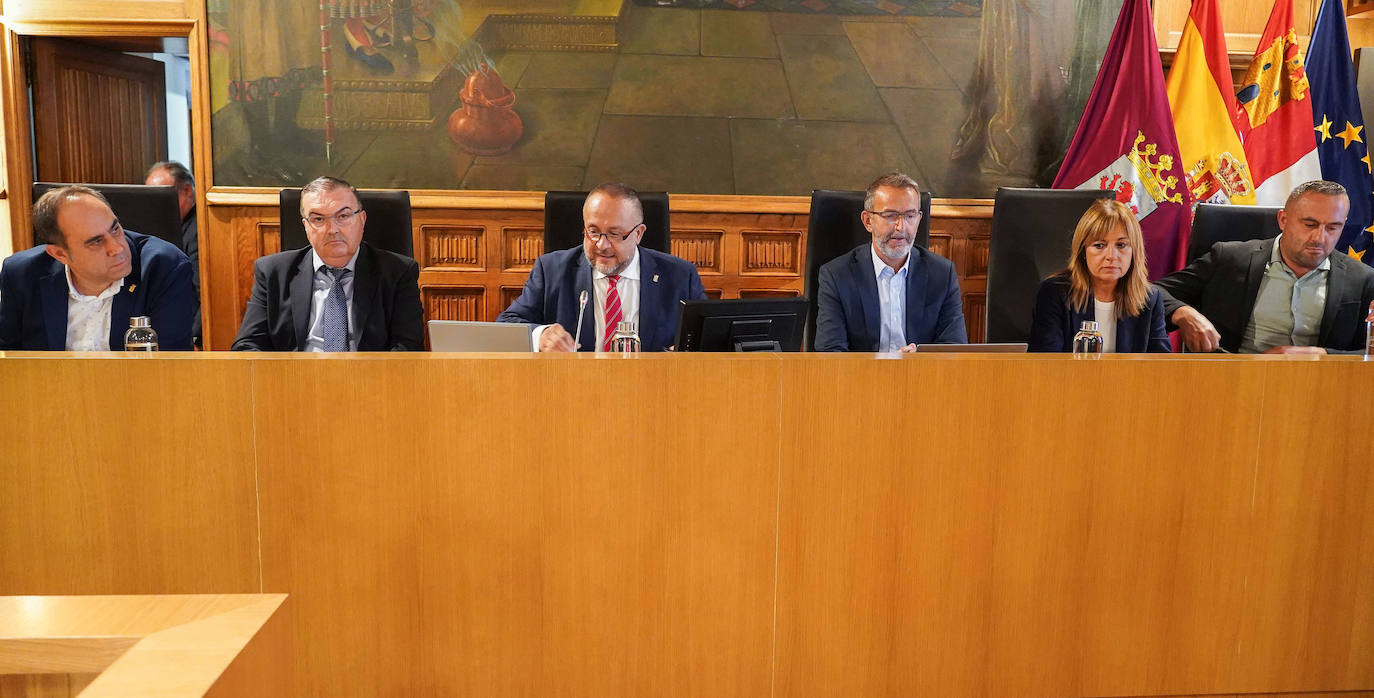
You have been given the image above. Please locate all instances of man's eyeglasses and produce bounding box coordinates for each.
[304,208,363,229]
[584,222,643,243]
[866,209,921,224]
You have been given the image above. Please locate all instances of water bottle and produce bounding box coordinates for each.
[1365,301,1373,358]
[124,316,159,351]
[609,321,640,354]
[1072,320,1103,356]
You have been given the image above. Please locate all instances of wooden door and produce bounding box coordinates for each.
[29,37,167,184]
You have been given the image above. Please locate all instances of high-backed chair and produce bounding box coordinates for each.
[801,189,931,351]
[33,182,182,249]
[543,190,670,254]
[278,188,414,258]
[985,188,1115,343]
[1186,202,1282,264]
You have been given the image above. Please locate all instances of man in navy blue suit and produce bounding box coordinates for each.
[815,172,966,352]
[0,185,195,351]
[498,182,706,352]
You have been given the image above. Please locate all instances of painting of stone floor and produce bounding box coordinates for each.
[208,0,1123,198]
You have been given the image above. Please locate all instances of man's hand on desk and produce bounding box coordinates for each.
[539,323,578,352]
[1171,305,1221,352]
[900,343,917,353]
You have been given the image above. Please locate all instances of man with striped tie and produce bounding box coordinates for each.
[231,176,424,352]
[499,182,706,352]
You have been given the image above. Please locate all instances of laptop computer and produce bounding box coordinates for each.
[913,343,1029,353]
[428,320,533,352]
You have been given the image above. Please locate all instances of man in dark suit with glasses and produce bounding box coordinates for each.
[232,176,423,352]
[815,172,967,352]
[499,182,705,352]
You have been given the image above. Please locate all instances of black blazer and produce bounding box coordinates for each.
[231,242,424,351]
[814,244,967,351]
[0,231,195,350]
[1154,238,1374,353]
[496,246,706,352]
[1027,274,1171,353]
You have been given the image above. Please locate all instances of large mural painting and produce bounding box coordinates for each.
[207,0,1124,196]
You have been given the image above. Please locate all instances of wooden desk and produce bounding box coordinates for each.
[0,353,1370,697]
[0,594,289,698]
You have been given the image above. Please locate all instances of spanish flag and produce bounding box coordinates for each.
[1166,0,1256,205]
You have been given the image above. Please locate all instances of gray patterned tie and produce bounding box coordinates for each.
[322,266,350,352]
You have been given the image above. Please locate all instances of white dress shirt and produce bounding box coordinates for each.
[305,249,360,352]
[64,268,123,351]
[533,249,641,351]
[870,245,910,352]
[1093,299,1117,353]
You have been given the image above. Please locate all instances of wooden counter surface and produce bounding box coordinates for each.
[1,353,1370,697]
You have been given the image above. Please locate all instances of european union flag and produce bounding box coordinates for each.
[1308,0,1374,267]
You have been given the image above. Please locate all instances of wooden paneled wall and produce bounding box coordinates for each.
[200,195,995,348]
[1,353,1371,698]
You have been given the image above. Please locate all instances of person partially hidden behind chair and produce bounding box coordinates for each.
[145,160,202,345]
[815,172,966,351]
[1028,198,1170,352]
[232,176,424,351]
[498,182,706,352]
[0,185,195,350]
[1154,180,1374,354]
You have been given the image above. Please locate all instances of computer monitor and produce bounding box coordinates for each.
[675,298,808,352]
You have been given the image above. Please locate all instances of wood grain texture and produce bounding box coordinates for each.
[0,356,260,595]
[251,354,780,697]
[1,353,1371,698]
[772,355,1372,698]
[0,594,289,698]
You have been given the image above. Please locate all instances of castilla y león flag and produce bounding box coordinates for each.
[1052,0,1192,277]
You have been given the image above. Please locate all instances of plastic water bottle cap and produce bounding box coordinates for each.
[1080,321,1098,332]
[129,316,151,328]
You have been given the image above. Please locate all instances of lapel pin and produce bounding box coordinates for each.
[653,274,659,283]
[128,284,136,293]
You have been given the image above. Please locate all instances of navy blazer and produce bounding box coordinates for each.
[231,242,425,351]
[0,230,195,350]
[814,244,967,351]
[1154,238,1374,353]
[1027,274,1171,352]
[497,246,706,351]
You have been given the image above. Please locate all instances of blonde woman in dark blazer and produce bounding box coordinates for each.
[1028,199,1170,353]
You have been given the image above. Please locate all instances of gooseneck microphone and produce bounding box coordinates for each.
[572,290,588,351]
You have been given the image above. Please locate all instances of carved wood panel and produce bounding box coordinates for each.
[421,225,484,269]
[671,230,724,275]
[423,287,484,322]
[740,231,801,276]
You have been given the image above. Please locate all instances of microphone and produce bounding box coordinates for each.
[572,290,588,351]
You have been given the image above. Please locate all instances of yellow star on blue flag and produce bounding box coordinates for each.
[1308,0,1374,267]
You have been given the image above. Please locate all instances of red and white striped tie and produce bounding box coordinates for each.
[602,275,622,351]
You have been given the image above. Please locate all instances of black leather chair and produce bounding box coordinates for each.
[1186,202,1282,264]
[543,190,671,254]
[801,189,931,351]
[985,188,1116,343]
[33,182,182,249]
[278,188,414,258]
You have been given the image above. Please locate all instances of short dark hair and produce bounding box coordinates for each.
[146,161,195,191]
[864,172,921,211]
[1286,179,1347,207]
[586,182,644,222]
[33,185,111,247]
[299,176,361,216]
